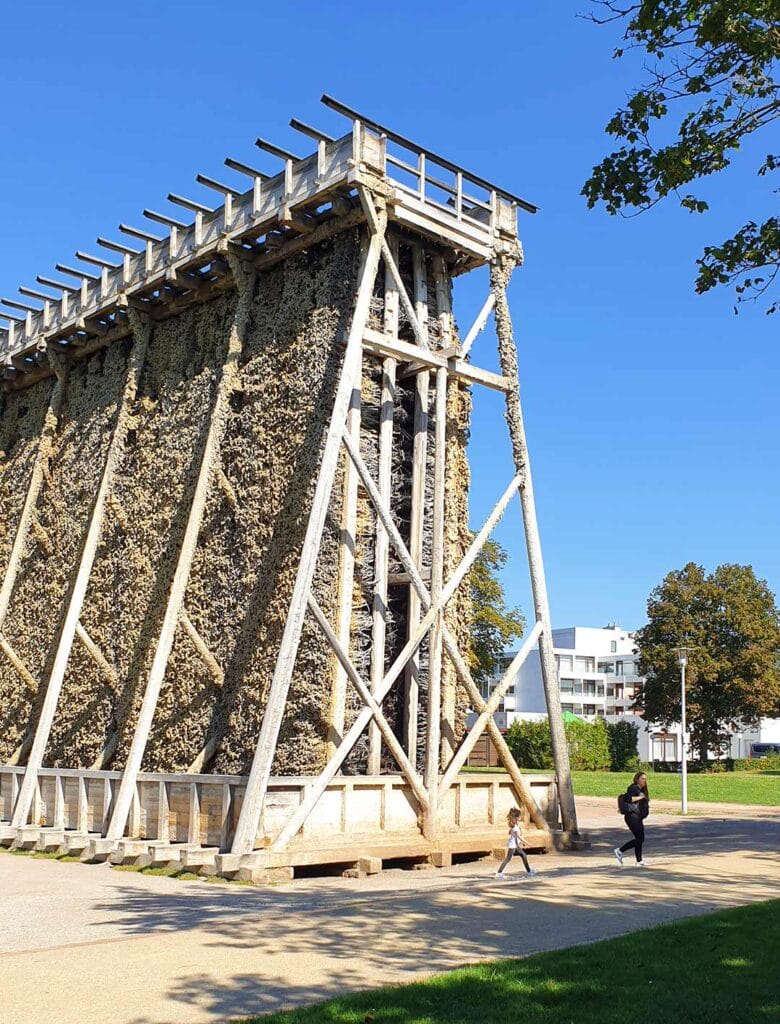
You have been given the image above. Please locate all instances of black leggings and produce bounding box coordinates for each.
[619,814,645,862]
[498,847,531,873]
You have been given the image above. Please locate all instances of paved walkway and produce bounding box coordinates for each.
[2,807,778,1024]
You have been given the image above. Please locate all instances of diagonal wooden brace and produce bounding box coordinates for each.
[307,594,429,812]
[269,471,521,852]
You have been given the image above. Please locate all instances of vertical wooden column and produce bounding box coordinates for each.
[403,245,430,767]
[422,254,451,837]
[231,197,387,856]
[0,357,68,630]
[105,253,256,841]
[11,314,152,829]
[327,351,362,757]
[368,235,399,775]
[490,255,579,837]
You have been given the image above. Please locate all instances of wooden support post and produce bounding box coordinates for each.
[11,314,152,829]
[368,235,399,774]
[422,363,447,839]
[327,351,362,757]
[157,780,170,842]
[105,254,256,842]
[230,193,387,856]
[187,782,200,844]
[490,257,578,837]
[404,245,429,766]
[0,359,68,631]
[53,774,65,829]
[186,733,220,774]
[0,635,37,692]
[76,775,88,833]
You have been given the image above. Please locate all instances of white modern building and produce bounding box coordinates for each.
[477,623,780,762]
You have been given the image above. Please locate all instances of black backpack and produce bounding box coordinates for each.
[617,792,629,815]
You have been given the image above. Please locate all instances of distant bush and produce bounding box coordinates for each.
[506,716,613,771]
[731,755,780,772]
[606,720,640,771]
[506,720,553,770]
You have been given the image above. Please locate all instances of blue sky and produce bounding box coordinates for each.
[2,1,777,634]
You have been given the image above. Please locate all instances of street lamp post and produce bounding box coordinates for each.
[675,647,692,815]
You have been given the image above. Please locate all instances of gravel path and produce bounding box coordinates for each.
[2,806,778,1024]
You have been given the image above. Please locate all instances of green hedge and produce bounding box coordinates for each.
[506,717,638,771]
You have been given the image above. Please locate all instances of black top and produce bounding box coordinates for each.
[626,782,650,820]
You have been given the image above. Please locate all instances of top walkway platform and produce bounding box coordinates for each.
[0,96,535,384]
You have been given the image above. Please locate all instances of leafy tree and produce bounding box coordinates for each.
[635,562,780,760]
[583,2,780,313]
[468,537,525,688]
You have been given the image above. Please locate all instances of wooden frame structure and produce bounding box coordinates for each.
[0,96,582,875]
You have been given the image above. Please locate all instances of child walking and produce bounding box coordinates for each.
[495,807,536,879]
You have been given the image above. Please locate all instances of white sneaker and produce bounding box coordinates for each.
[636,860,647,867]
[613,848,624,865]
[494,872,505,880]
[526,868,537,877]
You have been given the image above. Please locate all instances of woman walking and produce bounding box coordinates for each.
[614,771,650,867]
[495,808,536,880]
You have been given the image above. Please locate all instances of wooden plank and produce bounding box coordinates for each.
[270,470,520,851]
[403,245,429,767]
[0,635,37,692]
[11,312,153,829]
[368,235,399,774]
[460,292,495,357]
[0,362,68,629]
[105,256,256,842]
[229,193,387,856]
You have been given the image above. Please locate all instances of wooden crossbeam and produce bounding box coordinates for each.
[180,608,224,686]
[269,464,521,852]
[361,328,511,393]
[230,191,388,856]
[460,292,495,357]
[186,733,220,775]
[12,312,153,829]
[307,595,429,812]
[106,256,256,842]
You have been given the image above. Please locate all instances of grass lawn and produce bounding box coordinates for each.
[238,899,780,1023]
[465,766,780,805]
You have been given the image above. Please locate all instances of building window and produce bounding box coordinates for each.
[616,661,623,676]
[610,641,617,653]
[557,655,573,672]
[584,681,596,695]
[575,656,595,673]
[597,684,604,696]
[574,681,583,694]
[561,703,574,713]
[584,704,596,715]
[560,678,574,693]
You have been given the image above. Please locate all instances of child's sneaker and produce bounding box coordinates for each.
[613,848,624,865]
[494,871,505,880]
[636,860,647,867]
[526,868,537,877]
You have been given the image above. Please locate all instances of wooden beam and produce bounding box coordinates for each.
[403,245,429,768]
[270,465,520,851]
[327,354,362,757]
[105,256,256,841]
[180,608,224,686]
[229,191,387,856]
[0,361,68,630]
[490,257,579,837]
[361,328,511,392]
[307,594,428,813]
[75,621,118,684]
[186,733,220,775]
[367,235,399,774]
[460,292,495,357]
[11,313,153,829]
